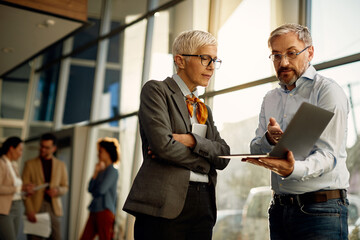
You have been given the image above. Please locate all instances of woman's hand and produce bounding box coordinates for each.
[93,161,106,179]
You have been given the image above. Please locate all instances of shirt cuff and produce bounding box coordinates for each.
[285,161,306,180]
[260,133,273,153]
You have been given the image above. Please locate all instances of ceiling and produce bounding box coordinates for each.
[0,3,85,78]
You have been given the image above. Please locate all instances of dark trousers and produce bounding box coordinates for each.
[134,182,216,240]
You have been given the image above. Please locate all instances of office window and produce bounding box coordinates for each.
[211,1,273,239]
[215,0,272,90]
[318,62,360,147]
[107,21,122,63]
[72,18,100,60]
[0,75,29,119]
[0,127,22,139]
[63,66,95,124]
[311,0,360,64]
[119,18,147,114]
[33,64,60,121]
[103,69,121,126]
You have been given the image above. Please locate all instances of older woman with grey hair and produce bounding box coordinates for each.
[123,30,230,240]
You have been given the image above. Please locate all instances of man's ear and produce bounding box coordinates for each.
[174,55,186,69]
[52,146,57,154]
[307,45,314,62]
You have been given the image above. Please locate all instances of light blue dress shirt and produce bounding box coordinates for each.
[250,65,350,194]
[173,74,199,124]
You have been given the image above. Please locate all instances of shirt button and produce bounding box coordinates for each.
[284,114,287,118]
[289,93,293,96]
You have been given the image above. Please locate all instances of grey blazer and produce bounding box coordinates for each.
[123,77,230,219]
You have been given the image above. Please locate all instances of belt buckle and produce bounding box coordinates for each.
[277,195,293,205]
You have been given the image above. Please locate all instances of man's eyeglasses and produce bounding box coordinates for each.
[181,54,222,69]
[269,46,310,62]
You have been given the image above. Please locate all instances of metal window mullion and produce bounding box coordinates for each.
[206,0,221,108]
[90,0,112,122]
[125,1,158,239]
[132,0,158,181]
[24,56,42,138]
[73,1,113,239]
[53,37,74,130]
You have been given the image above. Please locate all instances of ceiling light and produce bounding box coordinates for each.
[37,19,56,28]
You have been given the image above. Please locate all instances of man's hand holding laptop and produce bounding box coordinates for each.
[243,151,295,177]
[243,117,294,178]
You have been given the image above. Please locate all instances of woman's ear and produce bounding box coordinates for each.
[174,55,186,69]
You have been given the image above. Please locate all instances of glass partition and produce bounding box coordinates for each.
[215,0,272,90]
[120,18,147,114]
[311,0,360,64]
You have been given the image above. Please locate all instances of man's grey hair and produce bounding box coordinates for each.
[172,30,217,56]
[268,23,312,48]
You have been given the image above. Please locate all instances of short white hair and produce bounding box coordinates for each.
[172,30,217,56]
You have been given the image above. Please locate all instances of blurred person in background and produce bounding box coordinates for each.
[0,136,34,240]
[80,137,120,240]
[22,133,69,240]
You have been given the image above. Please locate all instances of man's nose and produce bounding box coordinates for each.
[279,55,290,66]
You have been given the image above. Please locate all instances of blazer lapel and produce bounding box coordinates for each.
[36,158,46,183]
[165,78,191,132]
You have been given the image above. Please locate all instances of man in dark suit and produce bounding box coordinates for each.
[123,30,230,240]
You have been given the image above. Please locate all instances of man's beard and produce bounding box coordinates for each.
[277,67,299,87]
[277,62,309,88]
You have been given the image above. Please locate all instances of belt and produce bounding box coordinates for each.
[189,181,211,191]
[273,189,347,206]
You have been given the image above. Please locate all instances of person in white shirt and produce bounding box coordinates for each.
[0,136,34,240]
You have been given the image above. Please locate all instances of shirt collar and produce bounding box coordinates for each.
[173,74,199,98]
[279,65,316,91]
[2,155,11,162]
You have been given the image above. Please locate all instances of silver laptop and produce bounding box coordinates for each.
[219,102,334,159]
